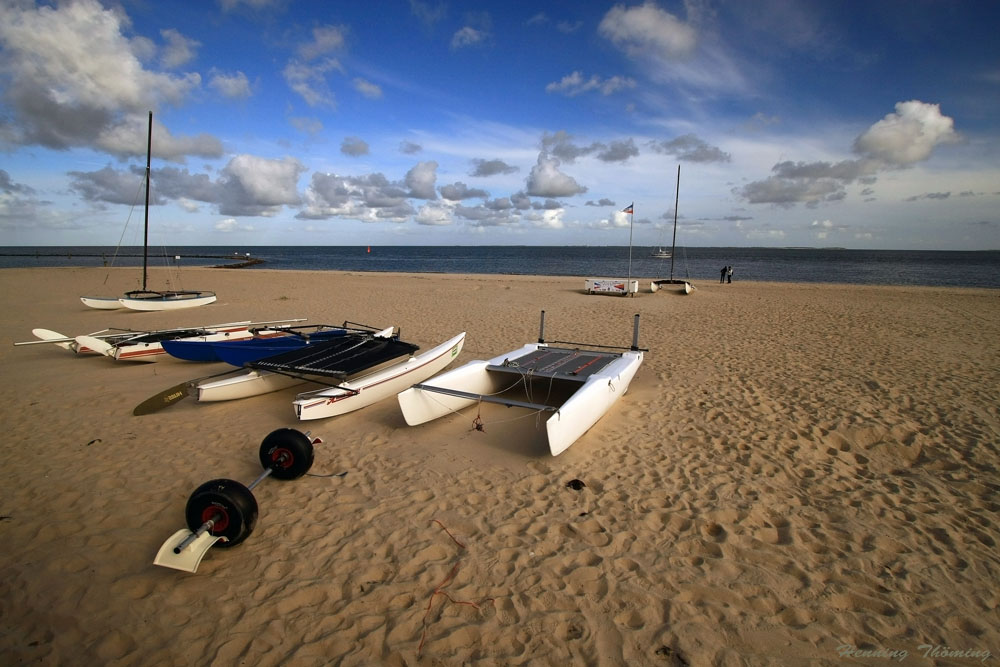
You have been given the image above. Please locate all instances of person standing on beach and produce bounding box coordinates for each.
[720,266,727,283]
[727,266,734,283]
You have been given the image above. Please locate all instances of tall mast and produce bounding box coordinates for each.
[669,164,680,281]
[142,111,152,291]
[626,203,634,289]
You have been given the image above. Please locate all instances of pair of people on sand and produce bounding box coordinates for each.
[719,266,733,283]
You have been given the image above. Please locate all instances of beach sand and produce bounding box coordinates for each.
[1,266,998,666]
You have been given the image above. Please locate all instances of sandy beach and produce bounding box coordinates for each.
[1,266,998,666]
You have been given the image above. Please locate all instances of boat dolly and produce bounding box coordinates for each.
[154,428,317,573]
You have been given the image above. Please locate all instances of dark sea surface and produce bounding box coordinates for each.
[1,246,999,288]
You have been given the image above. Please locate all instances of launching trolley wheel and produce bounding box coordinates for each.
[184,478,259,548]
[259,428,314,480]
[157,428,319,571]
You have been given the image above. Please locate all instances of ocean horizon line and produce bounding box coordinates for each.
[1,244,997,253]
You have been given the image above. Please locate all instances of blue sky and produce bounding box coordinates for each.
[1,0,998,249]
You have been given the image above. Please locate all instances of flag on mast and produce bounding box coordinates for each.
[622,203,633,214]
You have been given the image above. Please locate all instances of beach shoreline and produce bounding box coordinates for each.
[1,267,997,665]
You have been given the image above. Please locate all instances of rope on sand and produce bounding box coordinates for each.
[417,519,496,657]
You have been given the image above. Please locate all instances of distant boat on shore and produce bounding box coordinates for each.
[651,164,694,295]
[81,112,216,311]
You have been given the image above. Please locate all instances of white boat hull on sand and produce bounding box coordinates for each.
[650,279,693,294]
[35,328,114,354]
[80,296,124,310]
[197,370,304,402]
[397,342,643,456]
[33,328,80,351]
[118,292,218,311]
[544,353,642,455]
[77,324,253,362]
[118,327,249,361]
[196,325,401,402]
[294,332,465,421]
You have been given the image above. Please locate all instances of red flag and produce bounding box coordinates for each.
[622,203,633,214]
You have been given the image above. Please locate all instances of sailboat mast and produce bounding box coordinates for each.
[669,164,680,281]
[142,111,152,291]
[627,203,634,288]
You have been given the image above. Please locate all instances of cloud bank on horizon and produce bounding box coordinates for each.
[0,0,998,249]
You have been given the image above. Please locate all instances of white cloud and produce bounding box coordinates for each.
[353,77,383,99]
[546,71,636,97]
[853,100,959,165]
[0,0,200,149]
[283,58,342,108]
[739,100,961,208]
[210,71,252,99]
[599,2,697,60]
[177,197,201,213]
[218,155,305,216]
[415,203,454,226]
[525,154,587,197]
[609,210,632,228]
[290,116,323,135]
[298,171,416,223]
[405,161,438,199]
[451,26,486,49]
[811,219,833,239]
[299,25,346,61]
[650,134,731,163]
[214,217,255,232]
[160,28,199,68]
[341,136,369,157]
[93,114,223,162]
[532,208,565,229]
[219,0,280,9]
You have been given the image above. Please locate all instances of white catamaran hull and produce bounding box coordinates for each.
[118,292,218,311]
[76,322,256,362]
[197,370,304,402]
[33,328,81,352]
[117,326,249,361]
[196,325,400,402]
[80,296,125,310]
[650,279,693,294]
[397,342,643,456]
[33,328,118,354]
[543,353,642,455]
[294,332,465,421]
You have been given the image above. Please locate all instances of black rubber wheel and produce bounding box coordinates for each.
[259,428,314,480]
[185,478,259,548]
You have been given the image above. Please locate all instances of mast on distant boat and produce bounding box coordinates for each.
[141,111,152,292]
[669,164,679,281]
[626,202,634,287]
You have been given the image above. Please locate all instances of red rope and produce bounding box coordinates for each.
[432,519,466,549]
[417,520,495,657]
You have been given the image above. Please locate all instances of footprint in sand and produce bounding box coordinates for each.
[565,565,609,598]
[575,517,612,547]
[700,521,728,543]
[829,591,897,616]
[777,606,815,628]
[747,507,793,545]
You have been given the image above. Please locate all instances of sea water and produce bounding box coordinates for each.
[1,246,998,289]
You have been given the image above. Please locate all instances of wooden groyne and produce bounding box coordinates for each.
[210,257,266,268]
[0,252,265,269]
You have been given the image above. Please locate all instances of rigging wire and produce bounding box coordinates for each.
[99,174,147,287]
